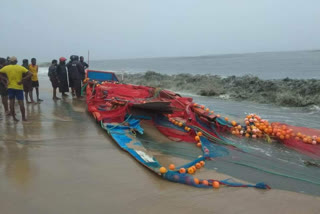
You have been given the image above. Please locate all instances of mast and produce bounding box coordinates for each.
[87,50,90,66]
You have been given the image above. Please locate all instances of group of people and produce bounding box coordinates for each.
[0,56,41,121]
[0,55,88,122]
[48,55,88,100]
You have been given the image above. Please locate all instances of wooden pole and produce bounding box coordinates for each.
[88,50,90,66]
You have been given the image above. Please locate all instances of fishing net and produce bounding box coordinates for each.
[83,72,320,192]
[226,114,320,159]
[280,123,320,158]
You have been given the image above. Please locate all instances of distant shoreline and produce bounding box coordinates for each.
[123,71,320,107]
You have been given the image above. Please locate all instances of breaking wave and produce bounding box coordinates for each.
[123,71,320,107]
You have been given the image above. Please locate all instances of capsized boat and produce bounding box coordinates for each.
[82,70,320,189]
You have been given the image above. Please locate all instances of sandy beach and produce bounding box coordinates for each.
[0,77,319,214]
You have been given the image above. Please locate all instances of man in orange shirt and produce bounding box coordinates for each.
[0,56,32,121]
[29,58,43,102]
[22,59,35,103]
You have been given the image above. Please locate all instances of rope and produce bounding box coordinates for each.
[139,138,319,186]
[222,159,320,186]
[81,82,89,96]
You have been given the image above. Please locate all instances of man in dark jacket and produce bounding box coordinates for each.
[67,55,84,99]
[79,56,88,81]
[56,57,69,97]
[48,59,60,100]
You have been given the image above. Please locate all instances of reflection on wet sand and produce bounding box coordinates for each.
[4,141,34,190]
[0,122,36,191]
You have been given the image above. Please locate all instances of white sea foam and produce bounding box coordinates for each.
[38,67,48,76]
[310,105,320,112]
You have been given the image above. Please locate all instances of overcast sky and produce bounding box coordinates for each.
[1,0,319,61]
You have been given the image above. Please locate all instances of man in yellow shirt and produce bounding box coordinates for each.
[29,58,43,102]
[0,56,33,121]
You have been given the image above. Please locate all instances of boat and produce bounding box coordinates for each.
[82,69,320,189]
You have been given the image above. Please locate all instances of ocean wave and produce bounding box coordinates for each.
[307,105,320,114]
[123,71,320,107]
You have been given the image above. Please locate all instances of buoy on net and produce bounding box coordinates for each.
[213,181,220,189]
[160,167,167,174]
[202,180,209,186]
[194,178,200,185]
[169,164,175,170]
[179,168,186,174]
[187,167,195,174]
[195,136,200,142]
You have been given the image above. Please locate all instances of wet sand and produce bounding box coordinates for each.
[0,77,319,214]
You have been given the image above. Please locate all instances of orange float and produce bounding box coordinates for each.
[200,161,205,166]
[179,168,186,174]
[213,181,220,189]
[169,164,175,170]
[159,167,167,174]
[202,180,209,186]
[195,163,201,169]
[187,167,194,174]
[194,178,200,185]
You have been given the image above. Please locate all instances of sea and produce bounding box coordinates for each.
[39,50,320,79]
[38,50,320,195]
[88,50,320,79]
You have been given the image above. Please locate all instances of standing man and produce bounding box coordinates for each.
[0,58,9,115]
[67,56,75,96]
[48,59,60,100]
[29,58,43,102]
[22,59,34,103]
[67,55,84,99]
[79,56,89,81]
[0,56,32,122]
[56,57,69,97]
